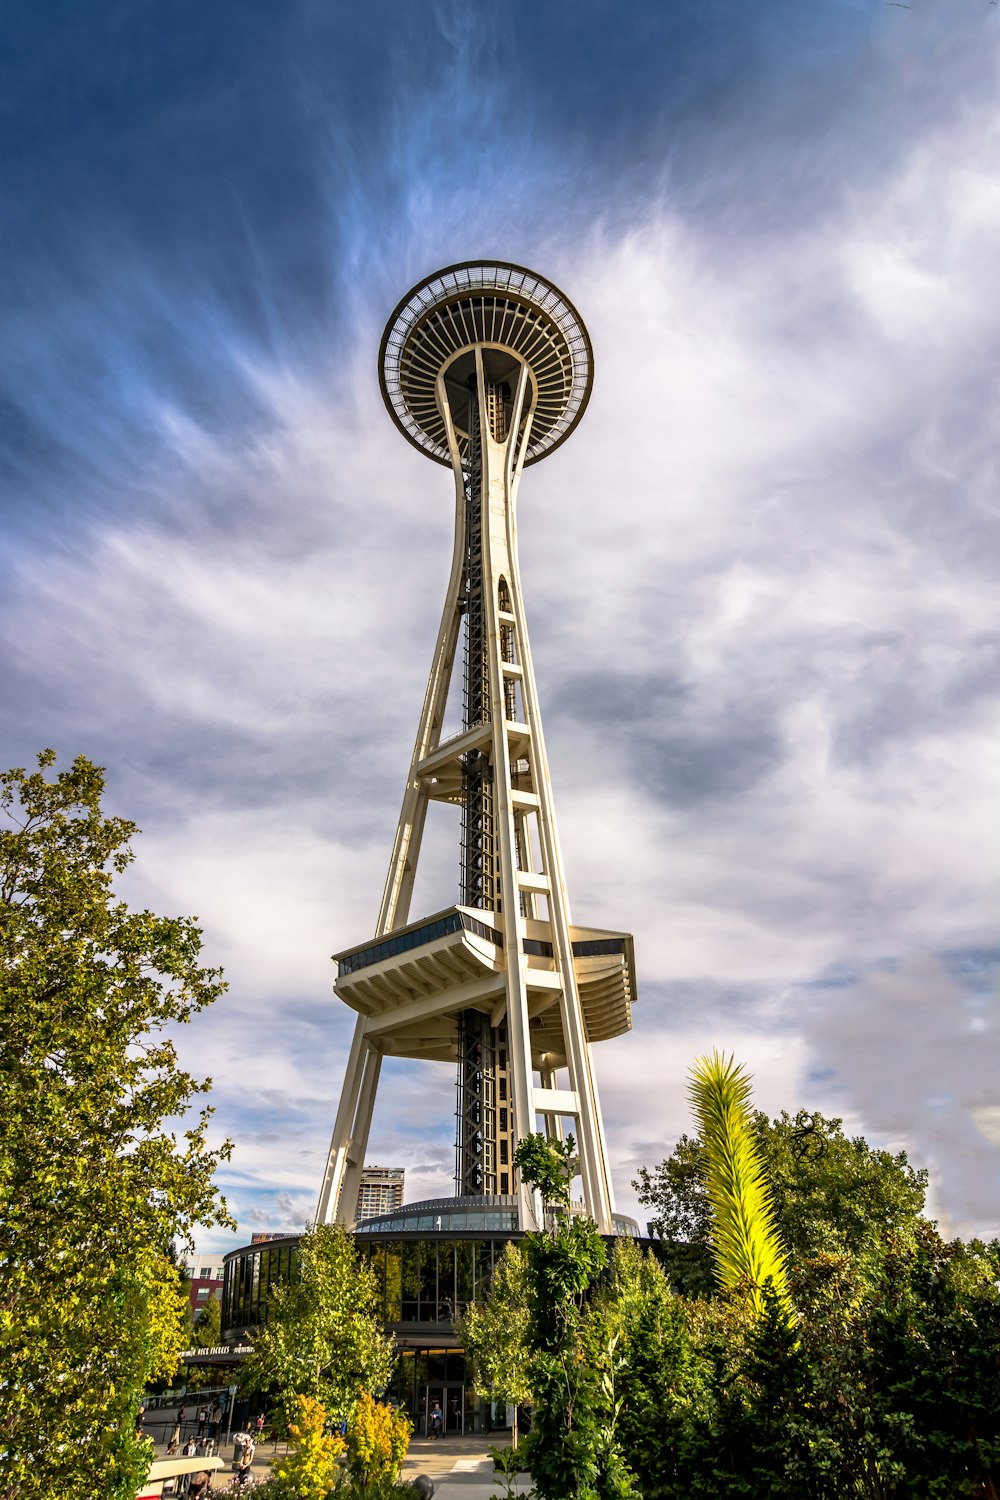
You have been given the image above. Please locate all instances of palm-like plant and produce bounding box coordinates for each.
[688,1051,792,1319]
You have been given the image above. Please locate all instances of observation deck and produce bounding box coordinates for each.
[379,260,594,468]
[333,904,634,1068]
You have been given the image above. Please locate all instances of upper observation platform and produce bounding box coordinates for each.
[379,260,594,468]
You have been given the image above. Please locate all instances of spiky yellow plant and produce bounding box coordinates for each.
[688,1051,792,1319]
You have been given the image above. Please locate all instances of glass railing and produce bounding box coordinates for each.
[338,910,502,977]
[523,936,626,960]
[338,913,621,977]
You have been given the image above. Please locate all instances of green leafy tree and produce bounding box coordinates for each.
[635,1107,927,1295]
[455,1241,533,1445]
[184,1292,223,1391]
[688,1052,791,1318]
[241,1223,394,1429]
[514,1134,635,1500]
[198,1291,222,1342]
[588,1239,715,1500]
[632,1133,715,1297]
[0,751,232,1500]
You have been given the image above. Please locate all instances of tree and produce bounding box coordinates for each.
[635,1107,928,1295]
[456,1241,533,1445]
[0,751,232,1500]
[632,1133,715,1297]
[194,1292,222,1345]
[241,1223,394,1429]
[687,1052,790,1319]
[184,1292,223,1391]
[587,1239,715,1500]
[513,1133,635,1500]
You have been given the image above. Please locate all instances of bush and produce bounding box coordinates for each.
[262,1394,344,1500]
[345,1391,412,1491]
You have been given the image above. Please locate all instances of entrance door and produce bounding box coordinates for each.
[425,1383,464,1435]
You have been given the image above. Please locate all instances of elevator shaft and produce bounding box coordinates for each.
[456,383,517,1197]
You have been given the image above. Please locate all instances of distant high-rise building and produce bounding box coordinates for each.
[355,1165,405,1222]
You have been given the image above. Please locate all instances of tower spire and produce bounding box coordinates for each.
[316,262,635,1235]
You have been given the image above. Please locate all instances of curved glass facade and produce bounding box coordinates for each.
[354,1195,519,1237]
[223,1229,514,1340]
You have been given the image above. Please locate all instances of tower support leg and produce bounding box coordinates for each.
[315,1018,382,1226]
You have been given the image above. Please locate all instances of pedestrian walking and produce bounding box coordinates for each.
[210,1400,222,1438]
[167,1421,181,1455]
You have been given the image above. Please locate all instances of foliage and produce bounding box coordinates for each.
[455,1242,532,1443]
[635,1109,928,1296]
[257,1395,344,1500]
[625,1105,998,1495]
[184,1291,223,1390]
[488,1444,527,1500]
[763,1109,928,1267]
[688,1051,791,1318]
[503,1110,1000,1498]
[345,1390,411,1491]
[513,1133,635,1500]
[193,1290,222,1344]
[632,1133,715,1297]
[241,1223,394,1429]
[513,1131,576,1210]
[587,1239,715,1500]
[0,751,231,1500]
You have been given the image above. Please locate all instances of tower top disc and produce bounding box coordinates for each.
[379,260,594,468]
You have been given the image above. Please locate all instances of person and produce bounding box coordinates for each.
[198,1404,208,1436]
[211,1401,222,1438]
[178,1403,187,1431]
[254,1412,265,1440]
[429,1402,443,1439]
[188,1473,212,1498]
[183,1436,198,1457]
[167,1421,181,1455]
[234,1452,254,1489]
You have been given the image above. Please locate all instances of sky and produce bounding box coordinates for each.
[2,0,999,1251]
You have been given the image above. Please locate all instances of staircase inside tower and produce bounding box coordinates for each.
[456,384,518,1198]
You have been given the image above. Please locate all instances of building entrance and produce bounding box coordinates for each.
[425,1383,465,1436]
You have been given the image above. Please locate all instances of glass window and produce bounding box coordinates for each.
[401,1242,419,1322]
[418,1242,438,1321]
[384,1243,402,1322]
[455,1241,475,1310]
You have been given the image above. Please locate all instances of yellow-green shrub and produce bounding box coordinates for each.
[274,1394,345,1500]
[345,1390,412,1490]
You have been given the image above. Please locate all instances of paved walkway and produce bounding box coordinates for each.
[147,1421,528,1495]
[401,1433,531,1494]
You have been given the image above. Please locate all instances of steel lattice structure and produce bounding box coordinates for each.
[316,262,635,1234]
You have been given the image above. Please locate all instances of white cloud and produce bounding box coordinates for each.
[3,21,999,1251]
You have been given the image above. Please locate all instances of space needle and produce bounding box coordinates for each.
[316,262,637,1235]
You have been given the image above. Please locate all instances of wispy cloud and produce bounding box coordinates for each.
[2,3,999,1247]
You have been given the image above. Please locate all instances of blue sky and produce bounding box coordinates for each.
[2,1,999,1248]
